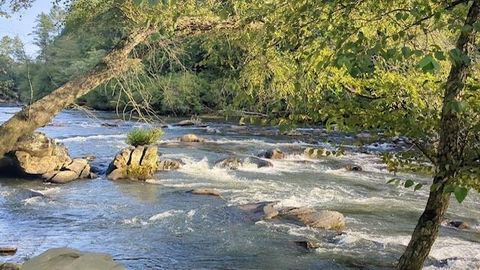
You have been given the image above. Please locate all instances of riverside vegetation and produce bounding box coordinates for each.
[0,0,479,269]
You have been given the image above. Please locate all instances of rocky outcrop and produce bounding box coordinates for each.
[0,132,94,183]
[106,146,158,181]
[187,188,222,197]
[279,207,346,231]
[157,158,184,171]
[258,148,285,159]
[214,156,273,170]
[179,134,205,143]
[214,157,243,170]
[21,248,126,270]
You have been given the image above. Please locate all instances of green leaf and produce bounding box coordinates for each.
[434,51,446,61]
[387,178,398,185]
[404,179,415,188]
[474,22,480,32]
[401,46,412,58]
[418,55,440,73]
[454,187,468,203]
[414,183,423,191]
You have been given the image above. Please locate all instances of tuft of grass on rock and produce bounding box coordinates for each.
[126,128,164,147]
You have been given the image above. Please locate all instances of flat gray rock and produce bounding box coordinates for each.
[21,248,126,270]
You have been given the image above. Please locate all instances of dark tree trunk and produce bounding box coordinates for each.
[0,27,155,158]
[397,1,480,269]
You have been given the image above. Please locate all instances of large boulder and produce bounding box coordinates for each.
[279,207,346,231]
[21,248,126,270]
[0,132,94,183]
[179,134,205,143]
[106,146,158,181]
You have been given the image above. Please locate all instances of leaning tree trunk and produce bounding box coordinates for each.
[0,27,155,158]
[397,1,479,269]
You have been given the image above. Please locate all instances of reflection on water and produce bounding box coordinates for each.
[0,107,479,270]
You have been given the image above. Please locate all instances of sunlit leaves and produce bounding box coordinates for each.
[418,55,440,73]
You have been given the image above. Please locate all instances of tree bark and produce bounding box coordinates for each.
[0,27,155,158]
[397,1,479,269]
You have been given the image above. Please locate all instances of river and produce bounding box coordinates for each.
[0,106,479,269]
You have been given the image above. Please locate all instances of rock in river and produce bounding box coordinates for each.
[238,201,279,221]
[0,132,94,183]
[345,164,363,172]
[214,157,243,170]
[157,158,184,171]
[258,148,285,159]
[179,134,205,143]
[187,188,222,197]
[107,146,158,181]
[244,156,273,168]
[21,248,126,270]
[279,207,346,231]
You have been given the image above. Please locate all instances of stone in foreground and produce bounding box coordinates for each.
[106,146,158,181]
[21,248,126,270]
[0,263,20,270]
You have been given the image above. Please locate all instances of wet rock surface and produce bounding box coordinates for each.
[106,146,158,181]
[21,248,126,270]
[0,132,94,183]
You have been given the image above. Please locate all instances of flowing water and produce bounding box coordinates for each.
[0,106,479,270]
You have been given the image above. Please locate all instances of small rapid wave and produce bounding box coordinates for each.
[58,134,126,143]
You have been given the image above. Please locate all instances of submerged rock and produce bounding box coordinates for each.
[106,146,158,181]
[21,248,126,270]
[0,132,94,183]
[345,164,363,172]
[442,219,471,230]
[179,134,205,143]
[294,240,321,250]
[258,148,285,160]
[279,207,346,231]
[157,159,184,171]
[238,201,279,222]
[187,188,222,197]
[244,156,273,168]
[214,157,243,170]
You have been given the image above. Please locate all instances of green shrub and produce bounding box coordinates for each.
[126,128,164,147]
